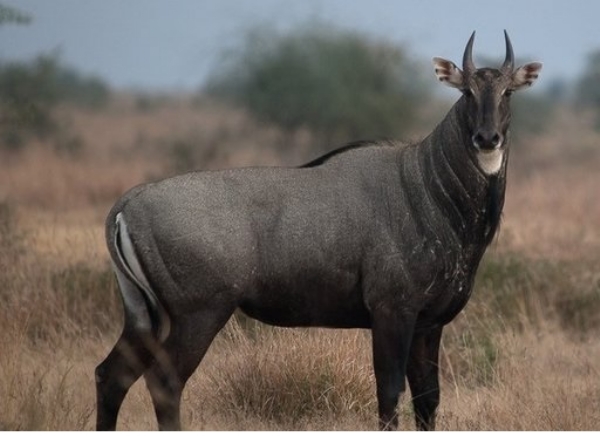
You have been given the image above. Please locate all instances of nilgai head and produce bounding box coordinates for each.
[433,31,542,174]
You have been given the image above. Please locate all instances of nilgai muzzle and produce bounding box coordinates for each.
[95,31,541,431]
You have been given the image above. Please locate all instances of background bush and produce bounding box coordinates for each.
[206,24,430,152]
[0,53,108,151]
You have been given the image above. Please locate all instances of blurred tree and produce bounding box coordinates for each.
[576,50,600,108]
[511,93,554,137]
[0,5,109,152]
[545,78,569,103]
[0,3,31,25]
[54,65,110,109]
[0,54,109,151]
[575,50,600,129]
[206,24,429,150]
[0,54,59,149]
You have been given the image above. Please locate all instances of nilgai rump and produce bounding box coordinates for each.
[95,31,542,430]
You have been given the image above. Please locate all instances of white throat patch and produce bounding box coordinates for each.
[477,149,504,175]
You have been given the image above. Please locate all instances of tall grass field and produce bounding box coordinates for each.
[0,98,598,430]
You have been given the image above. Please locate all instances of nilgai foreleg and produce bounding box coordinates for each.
[406,325,443,431]
[371,308,416,430]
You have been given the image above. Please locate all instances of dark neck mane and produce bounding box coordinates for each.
[420,97,507,246]
[300,140,380,168]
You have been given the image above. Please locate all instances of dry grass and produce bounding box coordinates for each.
[502,107,600,260]
[439,329,600,431]
[0,97,599,430]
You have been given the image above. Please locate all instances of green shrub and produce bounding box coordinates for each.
[442,317,500,389]
[161,132,220,174]
[472,254,553,329]
[0,4,31,25]
[54,67,109,109]
[470,253,600,338]
[0,55,59,149]
[554,275,600,337]
[0,53,108,151]
[206,24,429,151]
[511,94,555,137]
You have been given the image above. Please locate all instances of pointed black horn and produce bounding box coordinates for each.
[501,30,514,72]
[462,31,476,74]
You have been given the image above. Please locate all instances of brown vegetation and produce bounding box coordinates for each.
[0,97,599,430]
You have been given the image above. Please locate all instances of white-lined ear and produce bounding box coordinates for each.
[511,62,542,90]
[433,57,464,89]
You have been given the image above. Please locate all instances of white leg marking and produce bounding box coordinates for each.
[112,260,154,333]
[115,212,170,341]
[116,212,152,291]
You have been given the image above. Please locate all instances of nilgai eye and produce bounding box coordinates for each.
[503,89,513,97]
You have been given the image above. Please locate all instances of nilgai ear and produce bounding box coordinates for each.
[433,57,464,89]
[511,62,543,91]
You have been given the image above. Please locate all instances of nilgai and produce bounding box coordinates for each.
[95,30,541,430]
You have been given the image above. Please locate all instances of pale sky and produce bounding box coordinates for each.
[0,0,597,91]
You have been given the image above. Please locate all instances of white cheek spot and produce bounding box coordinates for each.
[477,148,504,175]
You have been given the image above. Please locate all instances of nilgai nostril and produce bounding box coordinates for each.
[96,31,541,431]
[472,131,503,150]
